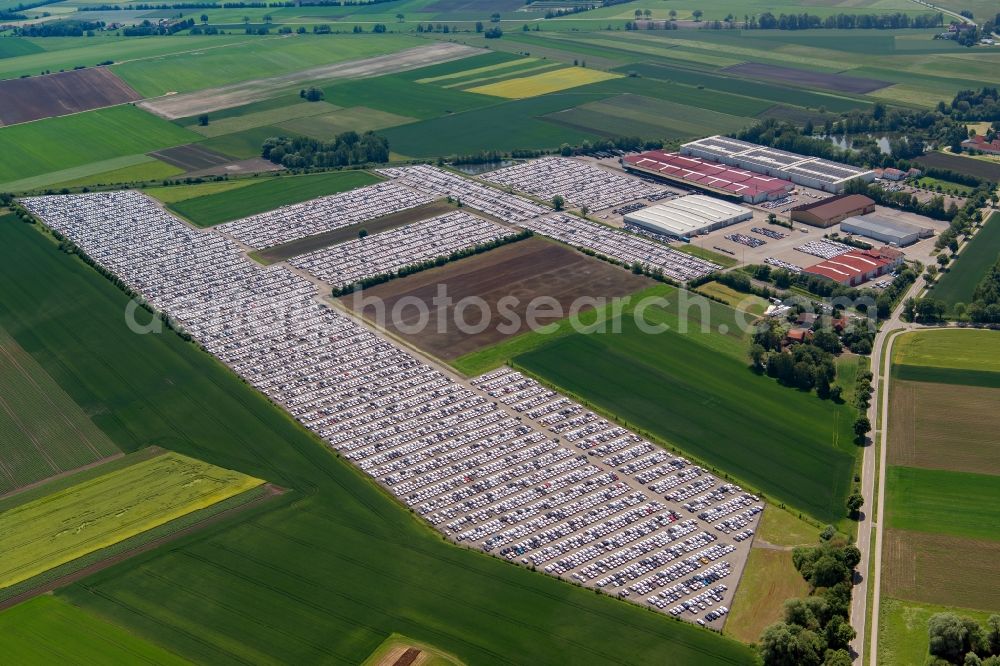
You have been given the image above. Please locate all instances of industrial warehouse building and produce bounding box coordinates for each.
[790,194,876,228]
[622,150,794,203]
[680,136,876,193]
[623,195,752,239]
[840,213,932,247]
[803,246,904,286]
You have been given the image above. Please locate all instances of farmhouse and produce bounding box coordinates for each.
[962,134,1000,155]
[840,213,932,247]
[803,246,903,285]
[680,136,876,193]
[623,195,752,239]
[621,150,793,203]
[789,194,875,228]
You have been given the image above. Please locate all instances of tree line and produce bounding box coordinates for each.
[261,131,390,169]
[746,11,942,30]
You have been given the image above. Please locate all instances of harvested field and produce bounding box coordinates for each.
[255,199,454,264]
[139,43,482,120]
[0,325,119,495]
[148,143,233,172]
[0,67,140,126]
[888,380,1000,475]
[0,451,263,589]
[915,151,1000,182]
[722,62,890,94]
[343,237,653,360]
[184,157,283,179]
[725,547,810,643]
[466,66,620,98]
[883,528,1000,611]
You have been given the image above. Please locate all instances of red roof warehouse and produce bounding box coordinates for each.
[623,151,794,203]
[803,247,903,286]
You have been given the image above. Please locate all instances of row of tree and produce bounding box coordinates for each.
[749,11,941,30]
[261,131,390,169]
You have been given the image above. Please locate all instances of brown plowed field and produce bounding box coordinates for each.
[723,62,889,94]
[915,151,1000,182]
[0,67,141,126]
[883,528,1000,611]
[149,143,233,171]
[342,237,652,361]
[888,379,1000,475]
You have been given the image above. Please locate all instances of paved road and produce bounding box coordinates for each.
[854,203,998,664]
[849,274,922,663]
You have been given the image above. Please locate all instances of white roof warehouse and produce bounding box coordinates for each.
[623,195,753,239]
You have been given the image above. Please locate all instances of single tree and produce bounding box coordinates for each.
[552,194,565,211]
[198,114,209,126]
[692,9,703,21]
[846,492,864,518]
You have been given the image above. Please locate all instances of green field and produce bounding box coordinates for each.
[544,92,751,141]
[49,158,184,190]
[0,323,119,495]
[324,75,498,119]
[892,329,1000,373]
[0,105,198,190]
[514,291,857,523]
[381,92,608,157]
[929,212,1000,316]
[0,595,191,666]
[0,208,754,665]
[112,34,423,97]
[277,106,416,139]
[0,451,263,588]
[878,598,995,666]
[884,466,1000,541]
[169,170,381,227]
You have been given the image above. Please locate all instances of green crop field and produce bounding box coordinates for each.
[325,75,498,119]
[49,158,184,190]
[884,466,1000,541]
[168,170,381,226]
[0,105,198,190]
[930,212,1000,316]
[513,291,858,523]
[277,106,416,139]
[0,451,262,589]
[0,595,192,666]
[879,598,995,666]
[187,101,341,138]
[0,323,119,495]
[381,92,610,157]
[112,34,423,97]
[544,93,751,141]
[893,329,1000,373]
[0,206,754,666]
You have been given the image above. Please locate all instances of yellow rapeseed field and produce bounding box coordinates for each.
[0,451,263,588]
[466,67,621,99]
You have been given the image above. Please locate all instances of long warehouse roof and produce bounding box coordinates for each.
[624,195,750,236]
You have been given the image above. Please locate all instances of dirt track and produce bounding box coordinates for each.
[139,42,482,120]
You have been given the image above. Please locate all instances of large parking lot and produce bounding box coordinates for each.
[22,190,763,631]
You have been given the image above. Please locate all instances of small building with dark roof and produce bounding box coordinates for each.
[789,194,875,228]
